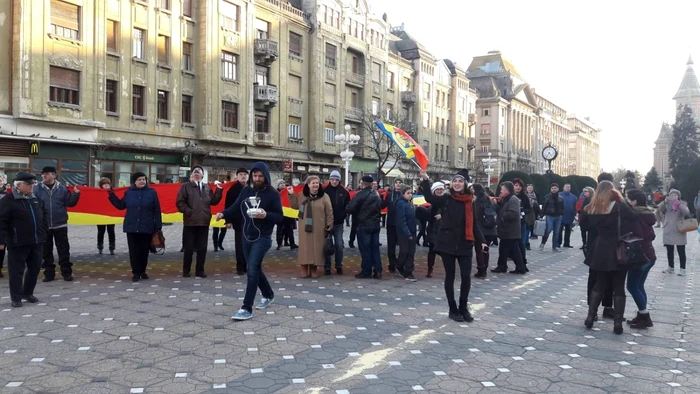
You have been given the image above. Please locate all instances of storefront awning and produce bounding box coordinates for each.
[382,167,404,179]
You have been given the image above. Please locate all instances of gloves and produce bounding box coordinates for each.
[672,199,681,211]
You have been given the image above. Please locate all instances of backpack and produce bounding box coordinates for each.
[482,201,497,228]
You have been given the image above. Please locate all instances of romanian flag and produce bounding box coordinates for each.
[375,122,429,170]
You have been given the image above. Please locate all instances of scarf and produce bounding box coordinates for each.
[451,192,475,241]
[299,193,322,233]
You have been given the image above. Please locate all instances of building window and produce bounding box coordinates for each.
[255,113,269,133]
[350,91,358,107]
[221,51,238,80]
[423,111,430,128]
[182,95,193,123]
[423,82,431,100]
[221,0,239,31]
[105,80,117,113]
[50,0,80,40]
[387,71,395,89]
[182,42,193,71]
[157,90,169,120]
[371,100,379,116]
[481,145,489,153]
[481,125,490,134]
[351,56,363,74]
[288,116,301,140]
[160,0,170,10]
[183,0,193,17]
[386,103,394,121]
[371,62,381,83]
[222,101,238,129]
[482,108,489,116]
[157,34,170,65]
[288,75,301,99]
[106,20,118,52]
[289,32,302,57]
[49,66,80,105]
[325,43,337,67]
[459,147,464,160]
[255,18,269,39]
[255,66,269,86]
[133,28,145,59]
[324,122,335,144]
[324,83,336,105]
[132,85,145,116]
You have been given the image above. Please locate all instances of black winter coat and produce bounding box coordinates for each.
[224,181,244,225]
[324,184,350,226]
[346,186,382,227]
[474,195,498,237]
[382,190,403,226]
[0,191,49,249]
[421,180,486,257]
[108,184,163,234]
[542,193,564,217]
[581,201,637,272]
[497,194,522,240]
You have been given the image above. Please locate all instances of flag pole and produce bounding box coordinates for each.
[409,158,423,170]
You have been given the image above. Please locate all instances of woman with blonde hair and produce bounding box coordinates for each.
[580,181,637,334]
[289,176,333,278]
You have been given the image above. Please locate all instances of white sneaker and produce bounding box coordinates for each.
[678,269,687,276]
[662,268,675,274]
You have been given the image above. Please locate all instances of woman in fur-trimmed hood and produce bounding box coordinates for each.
[289,176,333,278]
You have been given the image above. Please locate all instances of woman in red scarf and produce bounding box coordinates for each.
[420,170,487,322]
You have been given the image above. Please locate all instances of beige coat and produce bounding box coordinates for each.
[289,187,333,266]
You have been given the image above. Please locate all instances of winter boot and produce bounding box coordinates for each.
[448,301,463,322]
[629,312,653,329]
[613,296,626,335]
[459,300,474,322]
[627,312,641,326]
[299,265,310,278]
[426,253,435,278]
[585,291,604,329]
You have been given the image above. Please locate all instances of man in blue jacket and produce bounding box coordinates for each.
[216,162,283,321]
[558,183,578,248]
[394,184,417,281]
[34,166,80,282]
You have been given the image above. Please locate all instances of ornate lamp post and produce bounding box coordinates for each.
[335,124,360,186]
[482,151,498,189]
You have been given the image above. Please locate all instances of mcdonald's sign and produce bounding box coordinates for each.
[29,141,40,155]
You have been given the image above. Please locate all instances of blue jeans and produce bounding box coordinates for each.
[325,224,344,270]
[627,260,655,311]
[357,225,382,275]
[542,216,562,249]
[241,236,274,312]
[520,221,530,250]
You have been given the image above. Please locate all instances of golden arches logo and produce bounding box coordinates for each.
[29,141,39,155]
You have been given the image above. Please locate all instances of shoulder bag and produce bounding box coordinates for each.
[615,206,648,267]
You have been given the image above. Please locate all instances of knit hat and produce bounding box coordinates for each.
[394,178,404,184]
[361,175,374,183]
[132,172,147,183]
[430,182,445,193]
[98,177,111,188]
[400,184,413,195]
[277,179,286,188]
[330,170,341,180]
[669,188,681,198]
[236,167,248,175]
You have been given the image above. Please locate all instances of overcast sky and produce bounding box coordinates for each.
[371,0,696,173]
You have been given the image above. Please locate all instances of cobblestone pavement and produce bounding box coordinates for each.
[0,223,698,393]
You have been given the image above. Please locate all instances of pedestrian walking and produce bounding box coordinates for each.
[224,168,249,275]
[539,183,564,252]
[658,188,690,276]
[395,184,418,281]
[107,172,162,282]
[382,179,404,273]
[347,176,383,279]
[420,170,487,323]
[525,184,539,240]
[35,166,80,282]
[0,173,49,307]
[471,183,497,278]
[176,165,223,278]
[323,171,350,275]
[289,176,333,279]
[578,187,594,250]
[581,180,637,335]
[96,178,116,255]
[624,189,657,329]
[492,182,527,274]
[425,182,445,278]
[217,162,283,321]
[0,174,7,278]
[558,183,578,248]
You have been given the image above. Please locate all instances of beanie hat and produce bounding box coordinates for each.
[361,175,374,183]
[236,167,248,175]
[430,182,445,193]
[132,172,147,183]
[670,188,681,198]
[277,179,286,188]
[330,170,341,180]
[400,184,413,195]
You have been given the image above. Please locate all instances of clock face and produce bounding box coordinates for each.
[542,146,557,160]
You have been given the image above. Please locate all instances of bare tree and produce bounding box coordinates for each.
[355,105,415,185]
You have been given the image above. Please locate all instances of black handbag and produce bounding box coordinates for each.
[615,207,648,266]
[323,233,336,256]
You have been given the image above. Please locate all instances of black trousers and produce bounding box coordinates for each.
[475,235,497,271]
[441,253,473,310]
[581,230,588,247]
[666,245,686,269]
[349,219,358,245]
[558,223,573,247]
[276,218,296,247]
[587,269,614,307]
[97,225,116,251]
[386,225,398,269]
[0,248,4,270]
[233,222,247,273]
[416,221,428,245]
[212,227,227,247]
[127,233,152,275]
[42,227,72,277]
[396,235,416,276]
[496,239,526,272]
[8,245,42,302]
[183,226,209,274]
[591,269,626,297]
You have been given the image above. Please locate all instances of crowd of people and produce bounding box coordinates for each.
[0,164,696,330]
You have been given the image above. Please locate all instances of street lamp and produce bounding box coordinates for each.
[482,151,498,189]
[335,124,361,186]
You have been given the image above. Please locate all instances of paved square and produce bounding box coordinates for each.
[0,223,697,393]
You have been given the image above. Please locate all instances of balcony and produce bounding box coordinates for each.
[345,107,363,122]
[254,39,278,66]
[253,132,273,146]
[345,72,365,88]
[254,84,278,110]
[401,91,417,106]
[405,122,417,136]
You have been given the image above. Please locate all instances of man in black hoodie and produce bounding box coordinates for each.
[217,162,283,321]
[382,179,404,273]
[223,168,249,275]
[323,171,349,275]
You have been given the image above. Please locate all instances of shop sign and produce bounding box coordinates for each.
[283,160,293,172]
[29,141,40,155]
[308,165,320,173]
[322,168,329,173]
[97,151,183,165]
[296,165,306,171]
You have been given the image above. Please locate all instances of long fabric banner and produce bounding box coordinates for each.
[56,183,412,226]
